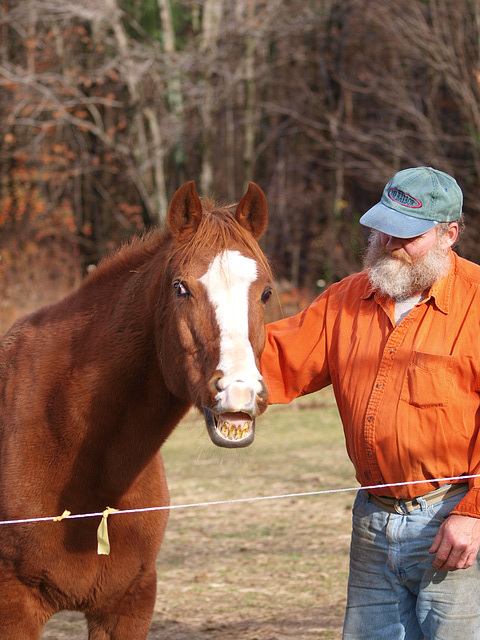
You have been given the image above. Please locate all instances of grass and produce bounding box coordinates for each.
[149,388,355,638]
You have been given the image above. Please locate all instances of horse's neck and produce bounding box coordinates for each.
[48,245,185,444]
[72,254,168,393]
[77,242,165,359]
[52,257,189,499]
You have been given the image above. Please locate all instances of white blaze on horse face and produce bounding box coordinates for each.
[199,250,264,415]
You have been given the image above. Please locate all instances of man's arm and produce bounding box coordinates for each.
[260,293,331,404]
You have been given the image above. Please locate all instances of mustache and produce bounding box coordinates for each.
[380,248,413,264]
[364,233,422,267]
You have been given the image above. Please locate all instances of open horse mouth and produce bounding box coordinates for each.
[204,409,255,448]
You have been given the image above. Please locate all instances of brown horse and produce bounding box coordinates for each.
[0,181,272,639]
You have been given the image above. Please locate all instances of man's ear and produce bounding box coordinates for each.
[444,222,459,248]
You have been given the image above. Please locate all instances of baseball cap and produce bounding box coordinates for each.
[359,167,463,238]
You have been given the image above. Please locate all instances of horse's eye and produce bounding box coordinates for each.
[173,281,191,298]
[261,287,272,304]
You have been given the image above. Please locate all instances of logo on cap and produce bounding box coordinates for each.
[388,187,422,209]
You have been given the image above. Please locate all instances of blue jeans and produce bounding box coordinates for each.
[343,489,480,640]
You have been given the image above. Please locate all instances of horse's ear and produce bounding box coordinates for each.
[167,181,203,237]
[235,182,268,239]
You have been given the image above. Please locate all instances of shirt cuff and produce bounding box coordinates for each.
[450,486,480,518]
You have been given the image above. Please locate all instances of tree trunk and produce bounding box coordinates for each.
[199,0,224,194]
[156,0,186,185]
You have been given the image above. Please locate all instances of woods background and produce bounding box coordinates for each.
[2,0,480,323]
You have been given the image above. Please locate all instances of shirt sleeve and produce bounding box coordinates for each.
[260,292,331,404]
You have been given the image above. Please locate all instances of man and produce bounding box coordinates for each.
[260,167,480,639]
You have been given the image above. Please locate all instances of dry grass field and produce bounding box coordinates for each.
[39,389,356,640]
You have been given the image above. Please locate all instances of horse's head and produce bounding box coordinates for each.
[160,181,272,448]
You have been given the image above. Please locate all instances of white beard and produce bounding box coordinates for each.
[364,231,450,299]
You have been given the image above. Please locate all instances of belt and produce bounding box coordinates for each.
[366,482,469,514]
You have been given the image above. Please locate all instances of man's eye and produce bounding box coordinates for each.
[173,281,191,297]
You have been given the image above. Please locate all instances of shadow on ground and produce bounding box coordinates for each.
[148,610,344,640]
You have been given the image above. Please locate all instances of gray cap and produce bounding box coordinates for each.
[359,167,463,238]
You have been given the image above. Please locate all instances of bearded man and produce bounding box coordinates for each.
[260,167,480,639]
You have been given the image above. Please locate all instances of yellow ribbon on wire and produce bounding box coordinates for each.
[53,509,71,522]
[97,507,119,555]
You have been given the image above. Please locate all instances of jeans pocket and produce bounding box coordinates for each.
[428,490,469,525]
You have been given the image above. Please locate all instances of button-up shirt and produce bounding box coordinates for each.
[260,251,480,517]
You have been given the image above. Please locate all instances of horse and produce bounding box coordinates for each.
[0,181,272,639]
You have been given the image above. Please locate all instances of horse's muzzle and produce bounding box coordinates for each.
[203,372,268,448]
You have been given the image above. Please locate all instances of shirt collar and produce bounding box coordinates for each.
[422,251,456,314]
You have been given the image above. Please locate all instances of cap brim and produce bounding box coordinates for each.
[359,202,438,239]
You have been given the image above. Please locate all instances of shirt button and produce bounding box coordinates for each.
[377,382,383,388]
[367,416,373,422]
[388,348,394,354]
[366,450,373,458]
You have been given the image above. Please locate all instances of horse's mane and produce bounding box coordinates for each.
[84,230,166,286]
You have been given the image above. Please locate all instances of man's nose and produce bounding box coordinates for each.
[381,233,403,249]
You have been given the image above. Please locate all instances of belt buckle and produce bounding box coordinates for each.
[393,498,405,514]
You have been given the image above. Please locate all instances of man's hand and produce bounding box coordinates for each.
[429,514,480,571]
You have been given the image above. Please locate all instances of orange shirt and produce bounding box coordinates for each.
[261,251,480,517]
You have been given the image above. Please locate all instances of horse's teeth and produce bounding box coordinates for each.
[218,419,251,440]
[221,422,229,436]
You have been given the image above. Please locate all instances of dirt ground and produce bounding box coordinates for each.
[41,391,355,640]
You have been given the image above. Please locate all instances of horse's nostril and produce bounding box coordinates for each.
[258,379,268,400]
[208,370,224,394]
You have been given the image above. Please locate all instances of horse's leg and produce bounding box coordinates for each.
[86,568,157,640]
[0,574,49,640]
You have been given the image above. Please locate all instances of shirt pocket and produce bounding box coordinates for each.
[400,351,454,408]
